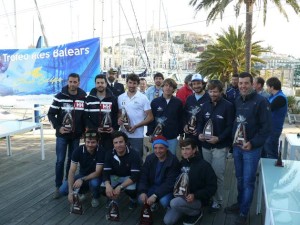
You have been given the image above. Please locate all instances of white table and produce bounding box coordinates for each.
[256,158,300,224]
[283,133,300,160]
[0,120,45,160]
[270,209,300,225]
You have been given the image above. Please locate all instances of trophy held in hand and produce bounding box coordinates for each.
[233,115,247,147]
[106,200,120,221]
[100,102,112,131]
[173,167,190,197]
[138,203,153,225]
[121,108,131,132]
[203,119,213,139]
[275,140,284,167]
[152,117,167,139]
[70,188,83,215]
[187,106,201,132]
[62,104,73,131]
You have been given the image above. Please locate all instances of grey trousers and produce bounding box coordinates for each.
[163,197,202,225]
[202,147,227,205]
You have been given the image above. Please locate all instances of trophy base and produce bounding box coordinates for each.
[188,126,196,132]
[106,213,120,221]
[204,135,212,140]
[101,126,111,132]
[275,161,284,167]
[70,205,83,215]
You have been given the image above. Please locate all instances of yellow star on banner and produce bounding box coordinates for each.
[30,67,43,78]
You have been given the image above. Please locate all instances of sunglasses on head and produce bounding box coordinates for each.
[85,133,97,138]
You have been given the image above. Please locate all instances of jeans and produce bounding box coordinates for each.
[138,186,173,209]
[202,147,227,205]
[55,137,80,187]
[59,174,101,198]
[128,138,144,158]
[167,138,178,155]
[262,131,281,159]
[164,197,202,225]
[233,146,261,216]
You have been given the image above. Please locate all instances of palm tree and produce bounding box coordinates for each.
[196,25,269,82]
[189,0,300,73]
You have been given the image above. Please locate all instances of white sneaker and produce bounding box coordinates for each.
[91,198,100,207]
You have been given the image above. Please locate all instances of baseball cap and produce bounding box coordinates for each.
[108,68,118,74]
[191,73,203,81]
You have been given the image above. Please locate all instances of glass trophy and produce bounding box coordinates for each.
[121,108,131,132]
[100,102,112,131]
[203,119,213,139]
[139,204,153,225]
[187,106,201,132]
[62,103,73,130]
[152,117,167,137]
[173,167,190,197]
[70,188,83,215]
[106,200,120,221]
[233,115,247,147]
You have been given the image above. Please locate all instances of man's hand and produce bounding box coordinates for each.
[186,193,195,203]
[105,184,114,198]
[59,127,71,134]
[112,186,122,198]
[198,133,206,142]
[242,141,252,151]
[73,178,84,189]
[128,125,137,134]
[98,127,114,133]
[68,193,74,204]
[139,193,148,204]
[118,117,124,126]
[206,136,219,144]
[146,194,157,205]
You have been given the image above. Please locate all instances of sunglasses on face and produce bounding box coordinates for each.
[85,133,97,138]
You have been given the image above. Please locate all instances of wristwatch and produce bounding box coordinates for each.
[119,185,125,191]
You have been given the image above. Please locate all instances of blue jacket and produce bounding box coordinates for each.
[145,86,163,102]
[148,96,184,139]
[232,91,272,148]
[138,151,180,198]
[268,90,287,133]
[198,97,234,149]
[226,85,240,104]
[107,81,125,97]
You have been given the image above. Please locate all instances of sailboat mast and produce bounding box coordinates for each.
[13,0,18,47]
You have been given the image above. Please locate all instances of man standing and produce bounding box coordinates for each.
[176,74,193,105]
[48,73,86,199]
[148,78,183,155]
[263,77,287,158]
[146,72,164,102]
[138,135,180,211]
[225,72,271,225]
[198,80,234,213]
[118,73,153,157]
[102,131,142,209]
[85,74,119,151]
[139,78,148,94]
[58,130,105,208]
[253,77,270,99]
[164,138,217,225]
[106,68,125,97]
[225,73,240,104]
[184,73,210,155]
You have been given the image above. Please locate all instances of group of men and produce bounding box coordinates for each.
[47,68,287,225]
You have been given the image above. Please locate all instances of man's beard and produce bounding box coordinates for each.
[108,76,115,83]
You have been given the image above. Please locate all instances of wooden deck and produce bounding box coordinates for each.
[0,128,264,225]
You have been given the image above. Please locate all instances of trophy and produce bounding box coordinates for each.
[275,140,284,167]
[106,200,120,221]
[203,119,213,139]
[62,104,73,131]
[138,204,153,225]
[233,115,247,147]
[121,108,131,132]
[187,106,201,132]
[152,117,167,137]
[70,188,83,215]
[173,167,190,197]
[100,102,112,131]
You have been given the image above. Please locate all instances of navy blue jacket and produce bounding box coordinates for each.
[268,90,287,133]
[107,81,125,97]
[148,96,184,139]
[225,85,240,104]
[180,154,217,203]
[48,85,86,139]
[232,91,272,149]
[138,151,180,198]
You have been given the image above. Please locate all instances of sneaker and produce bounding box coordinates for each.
[235,214,247,225]
[91,198,100,207]
[183,211,203,225]
[128,199,137,210]
[150,203,159,212]
[209,202,221,213]
[224,202,240,214]
[53,188,61,199]
[78,194,86,202]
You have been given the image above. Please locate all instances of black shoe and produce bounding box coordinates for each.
[183,211,203,225]
[235,214,247,225]
[53,188,61,199]
[129,199,137,210]
[209,203,221,213]
[224,203,240,214]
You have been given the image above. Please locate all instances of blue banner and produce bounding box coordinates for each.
[0,38,100,96]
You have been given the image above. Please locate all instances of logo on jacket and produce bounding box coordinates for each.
[74,102,84,108]
[157,107,163,112]
[205,112,210,118]
[216,115,224,119]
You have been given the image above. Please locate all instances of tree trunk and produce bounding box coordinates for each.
[245,0,254,73]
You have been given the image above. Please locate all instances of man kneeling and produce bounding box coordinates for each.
[164,138,217,225]
[59,130,105,208]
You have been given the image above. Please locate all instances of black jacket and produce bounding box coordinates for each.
[180,154,217,203]
[48,85,86,138]
[107,81,125,97]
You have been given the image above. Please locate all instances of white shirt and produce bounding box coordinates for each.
[118,91,151,138]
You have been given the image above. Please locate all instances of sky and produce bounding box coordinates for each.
[0,0,300,58]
